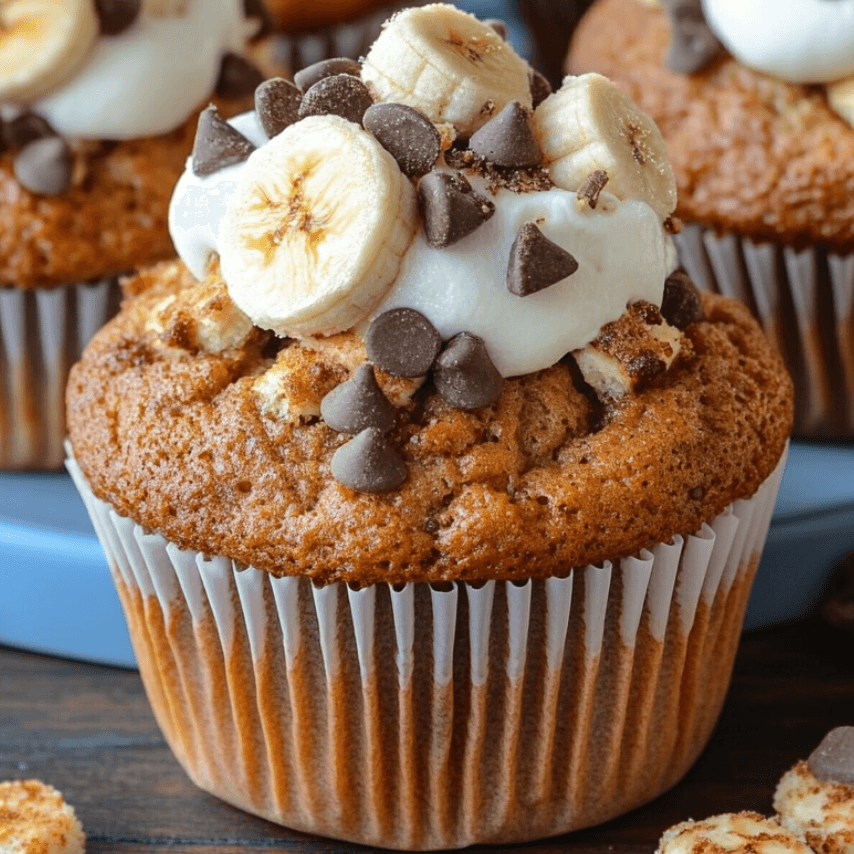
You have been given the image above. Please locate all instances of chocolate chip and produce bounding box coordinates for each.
[507,222,578,297]
[689,485,705,500]
[577,170,609,209]
[629,351,666,386]
[13,137,73,196]
[215,53,266,100]
[662,0,725,75]
[191,105,256,177]
[529,69,552,109]
[418,171,495,248]
[321,363,396,434]
[662,270,705,329]
[332,427,407,493]
[434,332,503,410]
[468,101,542,169]
[808,727,854,785]
[3,113,55,149]
[94,0,141,34]
[363,103,441,177]
[483,18,508,40]
[255,77,301,139]
[298,74,374,126]
[365,308,442,377]
[294,57,362,93]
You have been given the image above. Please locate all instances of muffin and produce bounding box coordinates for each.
[0,0,269,469]
[657,813,814,854]
[569,0,854,438]
[0,780,85,854]
[775,727,854,854]
[66,3,793,849]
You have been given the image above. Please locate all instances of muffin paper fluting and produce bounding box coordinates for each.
[67,448,786,850]
[0,278,119,469]
[675,226,854,438]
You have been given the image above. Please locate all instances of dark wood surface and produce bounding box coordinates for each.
[1,616,852,853]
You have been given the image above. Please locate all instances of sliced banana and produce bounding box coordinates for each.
[0,0,99,104]
[361,3,532,137]
[219,115,418,339]
[535,73,677,221]
[827,77,854,128]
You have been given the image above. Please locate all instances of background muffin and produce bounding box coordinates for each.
[68,4,792,848]
[569,0,854,438]
[0,0,268,469]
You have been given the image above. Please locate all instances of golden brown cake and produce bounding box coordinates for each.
[568,0,854,438]
[0,0,269,469]
[656,812,813,854]
[0,780,85,854]
[66,4,793,848]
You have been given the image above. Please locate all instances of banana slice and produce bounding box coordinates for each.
[0,0,99,104]
[219,115,418,339]
[535,73,677,221]
[827,77,854,128]
[361,3,532,137]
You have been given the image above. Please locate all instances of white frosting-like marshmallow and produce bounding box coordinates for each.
[169,115,671,378]
[34,0,248,140]
[702,0,854,84]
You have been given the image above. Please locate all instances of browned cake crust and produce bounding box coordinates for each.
[0,97,252,290]
[568,0,854,252]
[67,260,792,586]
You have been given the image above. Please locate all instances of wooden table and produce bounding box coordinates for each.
[1,616,852,853]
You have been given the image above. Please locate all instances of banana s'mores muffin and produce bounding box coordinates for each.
[775,727,854,854]
[569,0,854,438]
[67,4,793,849]
[0,0,267,468]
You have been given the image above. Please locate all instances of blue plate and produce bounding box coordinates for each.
[1,442,852,667]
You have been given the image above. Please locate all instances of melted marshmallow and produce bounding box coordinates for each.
[702,0,854,84]
[169,113,671,378]
[33,0,248,140]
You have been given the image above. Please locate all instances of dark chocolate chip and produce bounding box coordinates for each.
[365,308,442,377]
[242,0,274,40]
[662,0,725,75]
[529,68,552,109]
[94,0,141,35]
[577,170,609,209]
[418,171,495,248]
[629,351,667,386]
[255,77,301,139]
[483,18,508,40]
[191,105,256,177]
[689,485,705,500]
[298,74,373,126]
[363,103,441,177]
[331,427,407,493]
[13,137,73,196]
[662,270,705,329]
[321,363,396,434]
[507,222,578,297]
[434,332,503,410]
[808,727,854,786]
[468,101,542,169]
[3,113,56,149]
[215,52,266,100]
[294,57,362,93]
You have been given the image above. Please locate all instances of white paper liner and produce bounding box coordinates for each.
[67,446,787,850]
[674,224,854,438]
[0,277,120,469]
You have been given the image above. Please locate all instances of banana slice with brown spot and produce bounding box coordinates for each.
[535,73,677,221]
[0,0,99,103]
[219,114,418,339]
[361,3,532,137]
[827,77,854,128]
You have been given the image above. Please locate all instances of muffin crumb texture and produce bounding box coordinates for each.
[0,780,86,854]
[657,812,813,854]
[67,260,792,586]
[569,0,854,250]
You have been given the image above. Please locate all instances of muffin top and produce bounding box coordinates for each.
[68,3,792,586]
[569,0,854,251]
[656,812,812,854]
[0,0,266,287]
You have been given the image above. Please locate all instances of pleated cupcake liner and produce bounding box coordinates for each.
[67,445,787,850]
[674,224,854,438]
[0,277,121,469]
